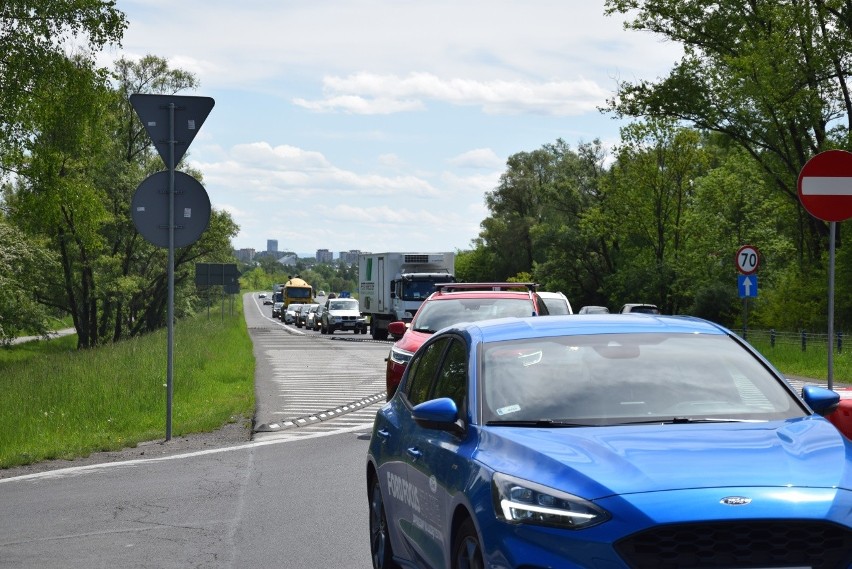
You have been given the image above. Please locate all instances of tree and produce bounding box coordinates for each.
[0,218,59,343]
[0,0,126,156]
[4,54,237,348]
[5,54,117,348]
[531,140,611,306]
[591,121,707,312]
[604,0,852,263]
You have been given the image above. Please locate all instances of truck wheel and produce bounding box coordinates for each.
[371,325,389,341]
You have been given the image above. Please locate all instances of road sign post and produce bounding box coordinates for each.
[130,94,214,440]
[797,149,852,389]
[735,245,759,339]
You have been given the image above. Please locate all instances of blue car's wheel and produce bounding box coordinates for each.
[369,477,400,569]
[452,518,483,569]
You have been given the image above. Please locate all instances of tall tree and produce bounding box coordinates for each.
[604,0,852,262]
[0,0,126,156]
[480,148,552,277]
[532,140,611,306]
[6,55,116,348]
[586,121,707,313]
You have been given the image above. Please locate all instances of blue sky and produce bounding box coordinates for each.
[109,1,682,256]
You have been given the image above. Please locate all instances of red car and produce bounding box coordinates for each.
[384,282,551,399]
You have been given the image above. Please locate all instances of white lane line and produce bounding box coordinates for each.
[0,423,373,484]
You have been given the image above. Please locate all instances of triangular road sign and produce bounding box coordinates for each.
[130,94,215,168]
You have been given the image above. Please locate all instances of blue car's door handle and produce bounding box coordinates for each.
[406,447,422,460]
[376,428,390,440]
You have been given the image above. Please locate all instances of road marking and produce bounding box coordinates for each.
[0,423,375,484]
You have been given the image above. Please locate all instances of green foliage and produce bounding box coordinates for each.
[0,0,127,153]
[471,125,852,330]
[455,244,499,282]
[604,0,852,264]
[0,219,61,342]
[3,53,237,348]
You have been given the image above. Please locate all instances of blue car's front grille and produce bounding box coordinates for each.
[614,520,852,569]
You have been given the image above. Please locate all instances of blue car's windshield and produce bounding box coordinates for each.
[481,333,804,425]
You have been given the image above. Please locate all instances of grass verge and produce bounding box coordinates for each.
[747,336,852,384]
[0,298,255,469]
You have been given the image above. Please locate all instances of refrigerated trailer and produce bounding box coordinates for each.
[358,252,455,340]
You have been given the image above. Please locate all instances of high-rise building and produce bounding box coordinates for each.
[235,248,256,262]
[316,249,334,263]
[339,250,362,265]
[267,239,278,253]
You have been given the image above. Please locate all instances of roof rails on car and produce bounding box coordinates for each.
[435,282,538,293]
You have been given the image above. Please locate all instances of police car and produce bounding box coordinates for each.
[366,314,852,569]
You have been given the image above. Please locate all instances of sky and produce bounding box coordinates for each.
[107,1,683,257]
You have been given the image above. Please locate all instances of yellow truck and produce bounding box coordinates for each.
[281,275,314,308]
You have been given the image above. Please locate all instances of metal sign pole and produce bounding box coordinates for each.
[166,103,176,441]
[828,221,836,390]
[129,93,214,442]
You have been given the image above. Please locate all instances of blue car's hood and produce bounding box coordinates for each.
[476,417,852,499]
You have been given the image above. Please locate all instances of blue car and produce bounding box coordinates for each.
[366,314,852,569]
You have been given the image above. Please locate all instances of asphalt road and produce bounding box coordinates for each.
[0,293,392,568]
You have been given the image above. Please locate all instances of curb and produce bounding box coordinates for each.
[253,393,386,432]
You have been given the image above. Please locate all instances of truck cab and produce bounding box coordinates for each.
[390,272,456,319]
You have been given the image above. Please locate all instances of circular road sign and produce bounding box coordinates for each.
[131,171,211,248]
[797,149,852,222]
[735,245,759,275]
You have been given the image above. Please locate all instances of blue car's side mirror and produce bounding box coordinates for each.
[801,385,840,416]
[412,397,462,433]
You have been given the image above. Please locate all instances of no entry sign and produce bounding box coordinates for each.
[798,150,852,222]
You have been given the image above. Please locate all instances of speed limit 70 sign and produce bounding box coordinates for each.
[736,245,759,275]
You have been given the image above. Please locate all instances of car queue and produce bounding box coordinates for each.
[256,286,852,567]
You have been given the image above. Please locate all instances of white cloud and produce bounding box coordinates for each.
[292,95,425,115]
[293,72,609,116]
[194,142,443,201]
[449,148,503,169]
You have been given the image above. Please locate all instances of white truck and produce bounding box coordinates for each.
[358,252,455,340]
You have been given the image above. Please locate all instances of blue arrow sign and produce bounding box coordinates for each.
[738,275,758,298]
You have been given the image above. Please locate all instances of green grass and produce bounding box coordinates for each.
[0,300,255,469]
[747,335,852,384]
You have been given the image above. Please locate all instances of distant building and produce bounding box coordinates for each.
[277,254,297,267]
[339,250,362,265]
[267,239,278,254]
[235,248,256,262]
[316,249,334,263]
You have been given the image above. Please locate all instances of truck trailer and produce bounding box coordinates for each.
[358,252,455,340]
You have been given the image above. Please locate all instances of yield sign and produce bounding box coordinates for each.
[797,149,852,222]
[130,94,214,168]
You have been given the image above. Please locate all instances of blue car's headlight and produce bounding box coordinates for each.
[492,472,610,530]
